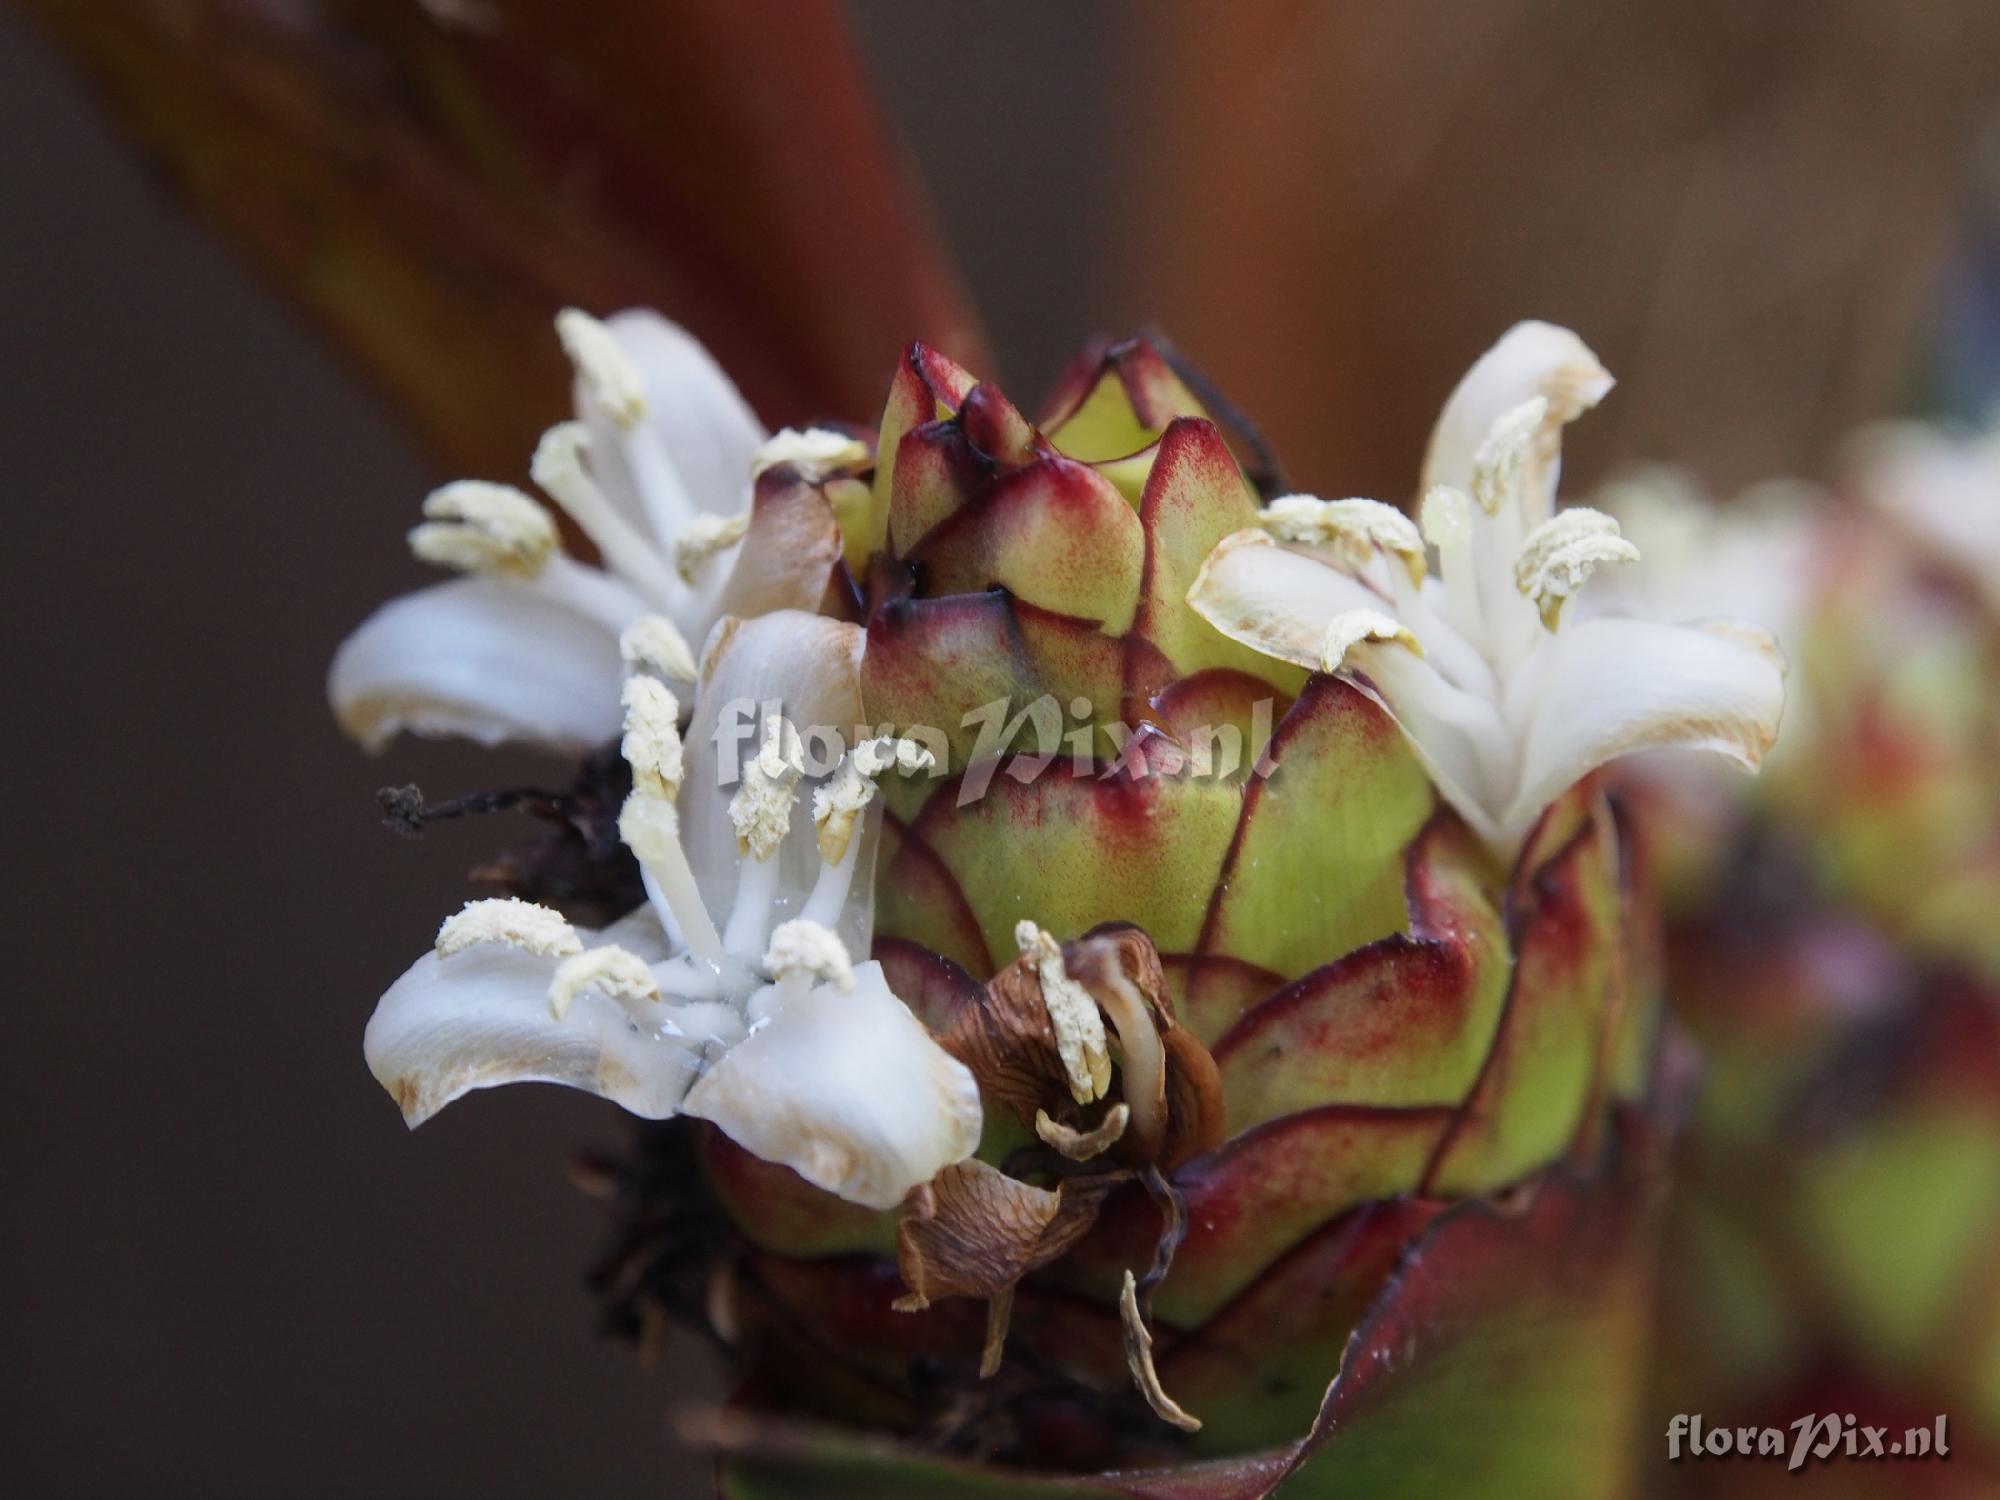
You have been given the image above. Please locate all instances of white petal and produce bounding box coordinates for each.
[1341,643,1509,848]
[1421,321,1613,515]
[364,935,721,1127]
[1187,529,1512,840]
[681,961,982,1209]
[1184,529,1386,671]
[605,310,768,518]
[680,611,871,951]
[1502,615,1786,847]
[1851,419,2000,607]
[327,575,631,752]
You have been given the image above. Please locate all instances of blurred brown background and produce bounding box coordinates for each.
[3,2,1996,1495]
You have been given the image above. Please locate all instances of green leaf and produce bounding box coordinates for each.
[1127,421,1301,695]
[1426,789,1622,1196]
[1059,1107,1453,1325]
[1212,815,1508,1133]
[906,456,1145,634]
[1041,338,1207,468]
[1192,678,1433,1004]
[883,743,1246,983]
[860,591,1126,773]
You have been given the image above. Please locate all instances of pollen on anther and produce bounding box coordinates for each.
[407,481,560,579]
[730,716,804,860]
[620,615,697,682]
[436,898,581,959]
[556,309,647,429]
[549,945,661,1020]
[621,676,685,799]
[1015,920,1112,1104]
[762,919,855,992]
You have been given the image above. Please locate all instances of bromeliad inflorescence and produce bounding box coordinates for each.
[335,310,1801,1492]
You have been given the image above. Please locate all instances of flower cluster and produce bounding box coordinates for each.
[334,310,1790,1486]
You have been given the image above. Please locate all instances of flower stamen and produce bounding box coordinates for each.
[1260,494,1427,586]
[619,676,685,800]
[407,481,561,579]
[761,919,855,993]
[1015,921,1112,1104]
[616,681,721,963]
[1472,397,1548,518]
[1513,507,1639,629]
[548,945,663,1020]
[723,716,805,960]
[435,898,581,958]
[555,308,647,430]
[672,513,750,584]
[1320,608,1421,673]
[800,737,936,928]
[531,422,684,606]
[751,426,871,481]
[619,615,698,683]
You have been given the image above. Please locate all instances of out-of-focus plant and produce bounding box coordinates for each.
[1596,421,2000,1495]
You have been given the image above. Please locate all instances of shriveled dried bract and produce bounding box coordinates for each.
[894,1159,1120,1311]
[897,924,1221,1421]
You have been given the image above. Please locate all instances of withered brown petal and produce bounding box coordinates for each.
[1159,1026,1226,1169]
[941,924,1224,1169]
[894,1159,1120,1311]
[936,955,1071,1128]
[1035,1103,1130,1161]
[1067,927,1225,1168]
[1119,1269,1202,1433]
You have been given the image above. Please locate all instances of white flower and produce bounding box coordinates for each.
[1849,413,2000,614]
[1187,321,1787,855]
[328,308,862,753]
[1590,468,1821,644]
[362,611,979,1210]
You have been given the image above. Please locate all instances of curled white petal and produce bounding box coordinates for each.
[365,941,708,1128]
[1504,614,1787,844]
[1423,321,1613,511]
[1320,608,1421,672]
[436,898,581,959]
[327,576,627,753]
[1185,529,1385,672]
[681,960,981,1209]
